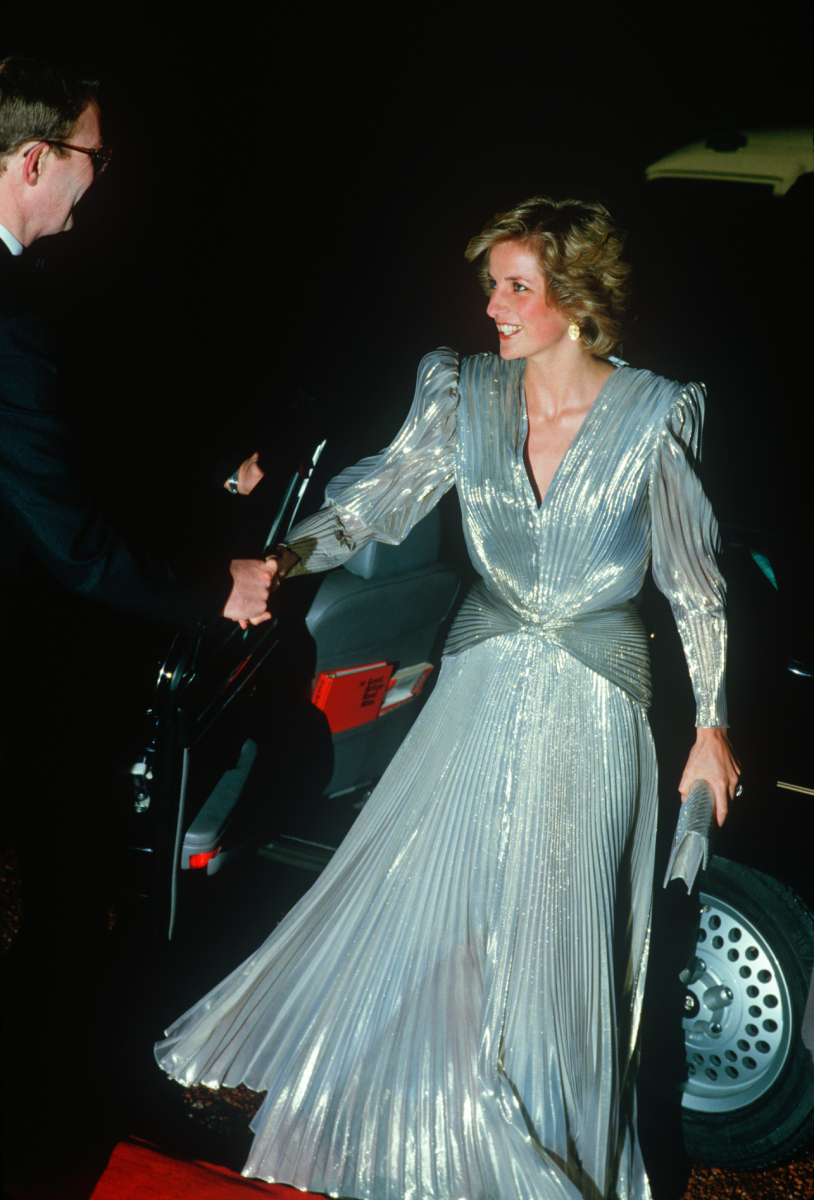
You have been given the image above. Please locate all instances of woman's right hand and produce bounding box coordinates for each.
[266,545,300,583]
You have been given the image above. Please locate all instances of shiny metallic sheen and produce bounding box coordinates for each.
[156,349,728,1199]
[663,778,718,892]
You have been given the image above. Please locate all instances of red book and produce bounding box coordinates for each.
[379,662,434,714]
[312,661,395,734]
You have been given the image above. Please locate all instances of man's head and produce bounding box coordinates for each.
[0,57,105,245]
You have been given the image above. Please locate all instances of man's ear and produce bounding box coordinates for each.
[21,142,50,187]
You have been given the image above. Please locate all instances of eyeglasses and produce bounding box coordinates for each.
[44,140,112,176]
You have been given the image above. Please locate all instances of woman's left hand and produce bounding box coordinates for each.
[678,727,741,827]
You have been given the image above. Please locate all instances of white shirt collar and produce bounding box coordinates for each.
[0,223,24,256]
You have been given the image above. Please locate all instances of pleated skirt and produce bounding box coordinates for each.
[155,631,657,1200]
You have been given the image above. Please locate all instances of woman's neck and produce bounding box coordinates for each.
[523,345,614,421]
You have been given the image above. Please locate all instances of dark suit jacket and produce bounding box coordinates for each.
[0,240,231,636]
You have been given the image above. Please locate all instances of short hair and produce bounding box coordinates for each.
[0,56,98,173]
[465,196,632,358]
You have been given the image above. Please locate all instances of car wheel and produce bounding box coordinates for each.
[679,855,814,1169]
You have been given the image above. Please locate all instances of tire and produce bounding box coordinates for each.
[679,855,814,1168]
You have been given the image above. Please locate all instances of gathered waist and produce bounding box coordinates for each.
[444,580,652,706]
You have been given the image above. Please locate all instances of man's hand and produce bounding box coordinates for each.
[222,559,273,629]
[223,452,265,496]
[241,548,301,626]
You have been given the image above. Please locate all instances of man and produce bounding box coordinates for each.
[0,59,271,1193]
[0,55,271,634]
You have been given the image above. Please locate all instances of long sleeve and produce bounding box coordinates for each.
[650,383,728,727]
[284,348,459,575]
[0,271,231,634]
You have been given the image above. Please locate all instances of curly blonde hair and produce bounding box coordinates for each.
[465,196,632,358]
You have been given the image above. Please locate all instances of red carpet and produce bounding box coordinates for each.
[88,1138,323,1199]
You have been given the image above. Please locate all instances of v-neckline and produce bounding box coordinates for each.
[517,363,620,512]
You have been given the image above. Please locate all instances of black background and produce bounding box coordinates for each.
[4,5,811,463]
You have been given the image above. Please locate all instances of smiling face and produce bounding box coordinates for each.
[485,239,571,362]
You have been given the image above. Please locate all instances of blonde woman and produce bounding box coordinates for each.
[156,197,739,1200]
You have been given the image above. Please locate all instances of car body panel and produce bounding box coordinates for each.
[645,128,813,194]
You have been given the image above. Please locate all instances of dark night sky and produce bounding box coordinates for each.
[3,6,812,522]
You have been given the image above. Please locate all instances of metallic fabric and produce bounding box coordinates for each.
[663,778,718,891]
[156,349,728,1199]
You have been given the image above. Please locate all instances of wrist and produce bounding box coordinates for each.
[269,545,300,577]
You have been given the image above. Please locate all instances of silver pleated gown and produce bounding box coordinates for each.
[156,349,727,1200]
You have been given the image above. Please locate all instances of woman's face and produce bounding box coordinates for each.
[485,240,570,361]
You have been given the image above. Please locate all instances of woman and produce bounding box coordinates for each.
[155,197,739,1200]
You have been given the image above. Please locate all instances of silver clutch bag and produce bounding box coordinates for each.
[663,779,717,893]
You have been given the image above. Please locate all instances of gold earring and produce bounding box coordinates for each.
[568,320,580,341]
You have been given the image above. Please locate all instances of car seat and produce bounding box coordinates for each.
[304,504,461,797]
